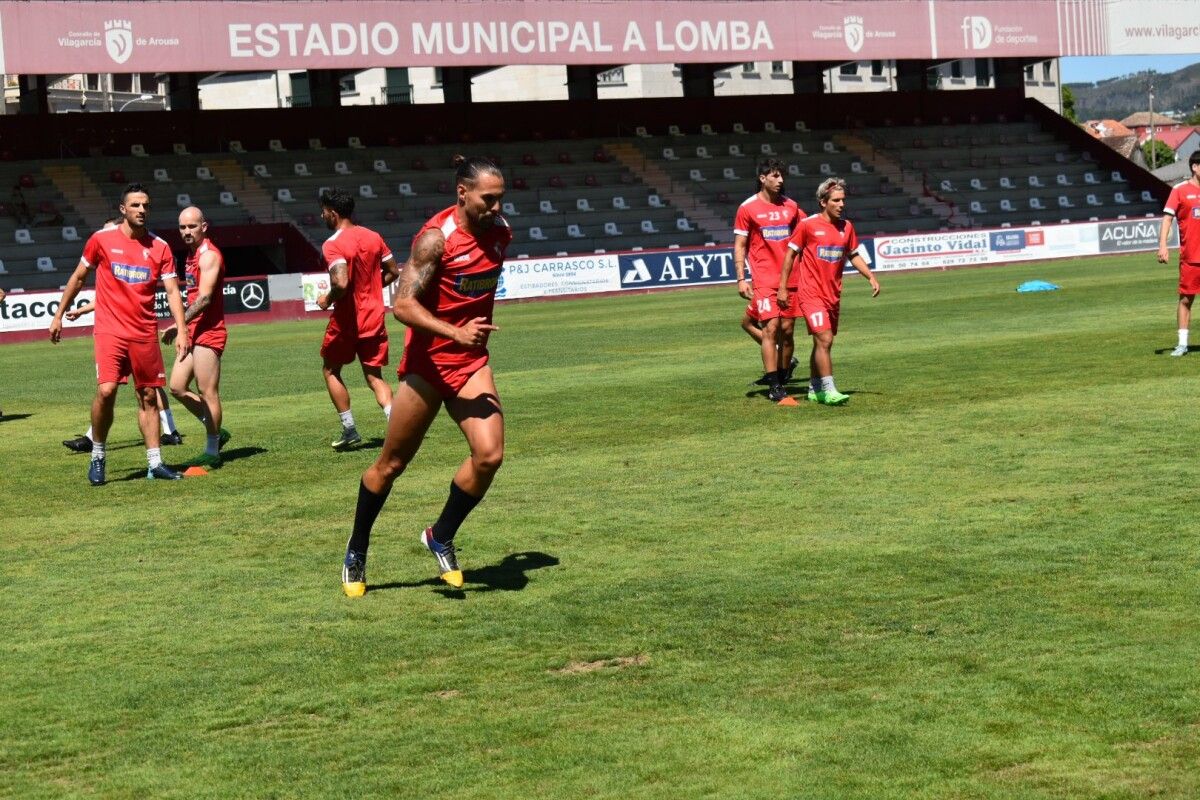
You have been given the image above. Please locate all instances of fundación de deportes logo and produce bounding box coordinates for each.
[962,16,993,50]
[843,16,864,53]
[105,19,134,64]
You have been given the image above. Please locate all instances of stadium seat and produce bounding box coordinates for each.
[512,177,527,190]
[567,224,585,238]
[308,138,325,150]
[61,226,79,242]
[548,176,565,189]
[268,139,285,152]
[348,136,365,149]
[153,168,170,182]
[521,153,539,167]
[969,201,987,214]
[732,122,748,134]
[373,159,391,173]
[1141,190,1155,203]
[689,169,707,182]
[999,177,1014,189]
[1055,152,1069,163]
[384,208,399,222]
[612,196,629,210]
[18,174,34,189]
[539,200,556,214]
[999,199,1015,212]
[108,169,126,183]
[796,120,811,132]
[176,193,191,207]
[700,123,716,136]
[1114,192,1130,204]
[1084,172,1099,184]
[728,144,745,157]
[398,182,415,197]
[1086,194,1102,206]
[0,260,6,275]
[822,141,836,154]
[695,146,712,159]
[820,163,833,175]
[676,218,695,232]
[196,167,214,181]
[294,163,311,176]
[604,221,622,236]
[668,124,684,137]
[131,144,148,157]
[300,213,317,226]
[760,143,777,156]
[253,164,271,178]
[1111,171,1124,182]
[1058,196,1075,208]
[529,227,547,241]
[1028,175,1044,188]
[634,126,651,138]
[722,168,738,180]
[172,143,190,156]
[229,140,246,154]
[359,185,377,199]
[557,152,572,165]
[1056,174,1072,186]
[791,142,807,155]
[648,194,664,208]
[276,188,295,203]
[764,121,778,133]
[410,157,428,171]
[662,148,678,161]
[577,198,594,212]
[1029,198,1045,210]
[939,180,955,192]
[788,164,803,177]
[333,161,351,176]
[584,175,598,188]
[219,191,237,206]
[316,186,331,200]
[502,201,520,215]
[640,219,660,234]
[851,162,865,174]
[36,257,55,272]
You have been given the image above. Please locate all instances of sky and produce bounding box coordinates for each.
[1060,55,1199,84]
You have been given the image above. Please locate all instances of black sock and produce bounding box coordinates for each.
[431,481,482,544]
[348,480,391,556]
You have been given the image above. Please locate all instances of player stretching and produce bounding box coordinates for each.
[341,156,512,597]
[734,159,802,402]
[316,188,402,449]
[48,183,189,484]
[162,206,230,466]
[1159,151,1200,357]
[778,177,879,406]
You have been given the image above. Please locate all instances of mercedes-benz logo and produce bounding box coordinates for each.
[240,282,265,310]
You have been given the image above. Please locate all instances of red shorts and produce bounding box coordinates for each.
[321,330,388,368]
[744,297,759,323]
[798,298,840,335]
[189,324,227,356]
[751,286,782,321]
[779,286,803,320]
[95,333,165,388]
[1180,263,1200,296]
[399,350,488,399]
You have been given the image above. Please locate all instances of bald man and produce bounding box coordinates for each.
[162,206,230,466]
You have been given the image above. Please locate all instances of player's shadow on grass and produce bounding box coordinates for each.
[371,551,559,598]
[1155,345,1199,355]
[213,445,267,465]
[0,413,32,422]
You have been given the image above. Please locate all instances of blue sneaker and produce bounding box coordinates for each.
[88,457,106,486]
[421,527,463,588]
[147,463,183,480]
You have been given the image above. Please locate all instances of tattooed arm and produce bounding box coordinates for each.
[392,229,498,348]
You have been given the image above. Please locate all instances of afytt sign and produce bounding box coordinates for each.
[618,248,736,289]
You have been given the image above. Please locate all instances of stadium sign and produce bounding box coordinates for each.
[873,230,992,271]
[1097,219,1177,253]
[0,290,96,334]
[2,0,1198,73]
[497,254,621,301]
[153,277,271,319]
[618,249,736,289]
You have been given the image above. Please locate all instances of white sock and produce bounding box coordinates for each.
[1179,329,1189,348]
[160,408,177,434]
[85,425,94,440]
[206,434,220,456]
[383,404,392,421]
[147,447,162,468]
[339,410,356,430]
[821,375,836,393]
[91,442,105,459]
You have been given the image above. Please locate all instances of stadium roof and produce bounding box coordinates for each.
[0,0,1196,74]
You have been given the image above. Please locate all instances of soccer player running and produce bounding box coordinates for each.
[316,188,402,449]
[48,183,189,484]
[734,159,802,402]
[778,177,880,406]
[1158,151,1200,357]
[161,206,230,466]
[341,156,512,597]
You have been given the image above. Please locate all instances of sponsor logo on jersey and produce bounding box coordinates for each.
[761,225,791,241]
[455,268,501,297]
[453,254,472,263]
[111,262,151,284]
[817,245,845,262]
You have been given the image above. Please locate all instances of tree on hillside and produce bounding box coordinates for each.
[1187,108,1200,126]
[1142,139,1175,169]
[1062,86,1079,123]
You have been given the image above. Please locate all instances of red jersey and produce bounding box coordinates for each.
[322,224,393,339]
[733,194,802,289]
[185,239,225,339]
[786,214,861,305]
[1165,180,1200,266]
[406,206,512,366]
[81,226,176,342]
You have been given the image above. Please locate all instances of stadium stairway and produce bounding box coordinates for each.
[832,133,965,229]
[606,141,726,243]
[40,164,110,229]
[203,158,279,225]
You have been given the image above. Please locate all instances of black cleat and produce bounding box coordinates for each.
[147,463,183,480]
[767,385,789,403]
[160,431,184,446]
[88,457,106,486]
[63,434,94,453]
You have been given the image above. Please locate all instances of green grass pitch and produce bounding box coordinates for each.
[2,252,1199,798]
